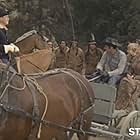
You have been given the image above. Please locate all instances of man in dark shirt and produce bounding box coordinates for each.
[0,7,19,64]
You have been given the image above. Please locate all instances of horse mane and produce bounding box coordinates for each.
[15,30,38,43]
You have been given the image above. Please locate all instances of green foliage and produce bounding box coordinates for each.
[1,0,140,45]
[71,0,140,43]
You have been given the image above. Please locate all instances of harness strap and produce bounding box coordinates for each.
[26,80,40,117]
[26,80,40,140]
[0,71,48,139]
[0,72,16,101]
[0,103,126,139]
[25,76,48,139]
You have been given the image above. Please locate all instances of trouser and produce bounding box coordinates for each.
[95,74,122,87]
[107,75,122,86]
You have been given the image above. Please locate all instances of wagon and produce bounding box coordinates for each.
[88,78,140,140]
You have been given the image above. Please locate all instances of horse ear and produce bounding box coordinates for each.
[42,36,49,42]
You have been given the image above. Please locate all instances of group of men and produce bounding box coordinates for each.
[53,40,86,75]
[50,37,129,87]
[0,6,140,89]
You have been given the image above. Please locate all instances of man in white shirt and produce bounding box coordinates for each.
[96,37,127,86]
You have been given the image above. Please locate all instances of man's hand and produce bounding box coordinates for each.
[101,71,109,78]
[95,69,102,74]
[10,43,20,52]
[4,43,20,54]
[4,44,14,53]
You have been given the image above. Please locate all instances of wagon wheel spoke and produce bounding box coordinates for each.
[120,111,140,138]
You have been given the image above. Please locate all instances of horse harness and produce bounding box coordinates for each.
[0,68,95,139]
[0,69,48,139]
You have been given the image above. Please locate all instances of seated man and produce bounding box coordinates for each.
[96,37,127,86]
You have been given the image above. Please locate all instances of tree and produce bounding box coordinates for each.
[72,0,140,44]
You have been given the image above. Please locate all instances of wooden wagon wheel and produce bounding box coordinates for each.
[120,111,140,138]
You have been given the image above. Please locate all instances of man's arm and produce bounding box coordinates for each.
[96,52,107,71]
[78,48,86,75]
[108,52,127,76]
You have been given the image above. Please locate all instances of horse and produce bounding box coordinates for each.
[0,64,95,140]
[15,49,54,74]
[15,30,49,54]
[12,30,55,73]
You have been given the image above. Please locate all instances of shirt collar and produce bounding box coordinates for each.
[0,24,8,30]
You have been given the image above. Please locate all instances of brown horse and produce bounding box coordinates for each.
[0,65,94,140]
[15,49,54,74]
[15,30,49,54]
[13,30,55,73]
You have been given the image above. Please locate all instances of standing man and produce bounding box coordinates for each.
[46,41,54,52]
[85,39,103,75]
[96,37,127,86]
[66,40,85,75]
[54,40,69,68]
[0,7,19,64]
[46,41,56,69]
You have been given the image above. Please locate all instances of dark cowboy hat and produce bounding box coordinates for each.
[0,7,9,17]
[103,37,121,47]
